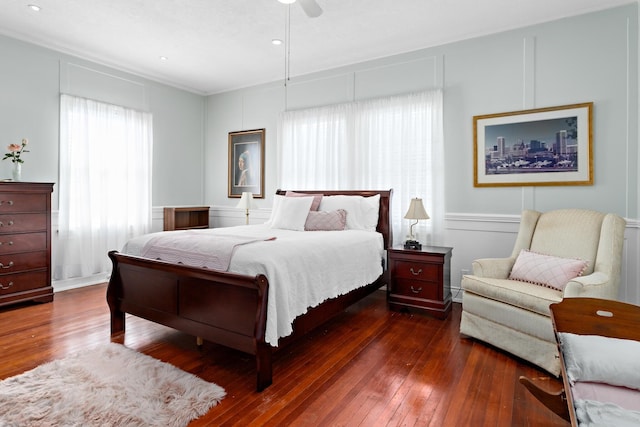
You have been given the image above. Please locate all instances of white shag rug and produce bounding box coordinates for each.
[0,343,225,427]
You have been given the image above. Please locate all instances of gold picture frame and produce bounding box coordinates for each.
[228,128,265,198]
[473,103,593,187]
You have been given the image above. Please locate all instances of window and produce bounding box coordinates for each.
[55,94,153,280]
[278,90,444,245]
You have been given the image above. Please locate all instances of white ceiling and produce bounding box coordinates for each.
[0,0,633,95]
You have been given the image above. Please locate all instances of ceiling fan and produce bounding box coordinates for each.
[278,0,323,18]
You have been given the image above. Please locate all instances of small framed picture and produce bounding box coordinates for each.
[228,129,265,198]
[473,103,593,187]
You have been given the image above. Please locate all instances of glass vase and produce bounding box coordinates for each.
[12,162,21,181]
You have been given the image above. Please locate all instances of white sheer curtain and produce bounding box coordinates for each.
[55,94,153,280]
[278,90,444,246]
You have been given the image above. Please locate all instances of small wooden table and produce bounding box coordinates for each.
[387,245,452,319]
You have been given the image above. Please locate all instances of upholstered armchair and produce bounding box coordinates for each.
[460,209,626,376]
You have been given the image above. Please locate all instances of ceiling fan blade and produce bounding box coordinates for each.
[298,0,322,17]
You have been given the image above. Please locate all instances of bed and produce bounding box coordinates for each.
[519,297,640,426]
[107,189,392,391]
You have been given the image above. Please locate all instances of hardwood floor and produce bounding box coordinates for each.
[0,284,568,426]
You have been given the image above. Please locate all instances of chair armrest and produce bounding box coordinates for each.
[471,257,515,279]
[563,272,616,299]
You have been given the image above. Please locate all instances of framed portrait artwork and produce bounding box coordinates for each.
[228,128,265,198]
[473,102,593,187]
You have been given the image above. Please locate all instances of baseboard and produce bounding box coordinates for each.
[53,273,110,292]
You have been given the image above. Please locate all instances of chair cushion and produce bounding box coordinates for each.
[462,275,563,316]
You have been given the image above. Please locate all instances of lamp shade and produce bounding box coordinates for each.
[236,192,257,210]
[404,198,429,220]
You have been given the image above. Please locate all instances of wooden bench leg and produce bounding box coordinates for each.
[519,376,570,422]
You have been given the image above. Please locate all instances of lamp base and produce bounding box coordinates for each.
[404,240,422,250]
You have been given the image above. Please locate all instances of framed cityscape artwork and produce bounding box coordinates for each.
[473,103,593,187]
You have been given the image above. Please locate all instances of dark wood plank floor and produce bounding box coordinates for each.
[0,284,568,426]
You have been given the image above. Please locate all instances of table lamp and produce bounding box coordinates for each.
[404,197,429,250]
[236,192,257,224]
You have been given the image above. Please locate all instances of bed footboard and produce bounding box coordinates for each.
[106,250,272,391]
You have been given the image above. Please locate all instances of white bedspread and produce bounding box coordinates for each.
[121,224,385,346]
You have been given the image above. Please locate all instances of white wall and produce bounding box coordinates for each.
[204,4,640,304]
[1,4,638,303]
[0,35,206,211]
[0,34,206,291]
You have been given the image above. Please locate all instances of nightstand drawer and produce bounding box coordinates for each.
[393,260,439,282]
[393,278,439,300]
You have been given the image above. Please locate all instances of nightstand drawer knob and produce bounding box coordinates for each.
[409,267,422,276]
[0,281,13,290]
[0,261,14,269]
[410,286,422,294]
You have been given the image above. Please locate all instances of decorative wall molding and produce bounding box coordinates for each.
[51,208,640,306]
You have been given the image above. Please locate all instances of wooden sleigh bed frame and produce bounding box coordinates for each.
[107,189,392,391]
[520,297,640,425]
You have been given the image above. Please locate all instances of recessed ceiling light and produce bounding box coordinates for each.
[278,0,296,4]
[159,56,168,61]
[27,4,41,11]
[271,39,283,46]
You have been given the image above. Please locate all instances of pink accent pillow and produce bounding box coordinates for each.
[573,382,640,412]
[285,191,322,211]
[304,209,347,231]
[509,249,588,291]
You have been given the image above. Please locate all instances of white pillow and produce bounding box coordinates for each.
[559,332,640,390]
[269,195,314,231]
[318,194,380,231]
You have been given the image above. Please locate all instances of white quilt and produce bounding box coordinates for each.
[121,224,385,346]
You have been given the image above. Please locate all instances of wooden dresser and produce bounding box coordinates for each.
[0,182,54,307]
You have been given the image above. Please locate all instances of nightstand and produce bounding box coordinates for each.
[387,245,452,319]
[163,206,210,231]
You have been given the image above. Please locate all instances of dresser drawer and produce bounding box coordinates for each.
[0,270,48,296]
[392,278,439,300]
[0,193,47,213]
[0,251,47,272]
[0,232,47,254]
[0,213,47,233]
[392,260,440,282]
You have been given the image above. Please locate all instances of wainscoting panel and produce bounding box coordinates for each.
[445,214,640,306]
[53,208,640,306]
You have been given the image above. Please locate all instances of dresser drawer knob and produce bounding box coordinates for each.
[0,241,14,246]
[409,267,422,276]
[0,281,13,290]
[410,286,422,294]
[0,261,14,269]
[0,200,14,206]
[0,220,14,227]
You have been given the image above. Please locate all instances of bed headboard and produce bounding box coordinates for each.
[275,189,393,249]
